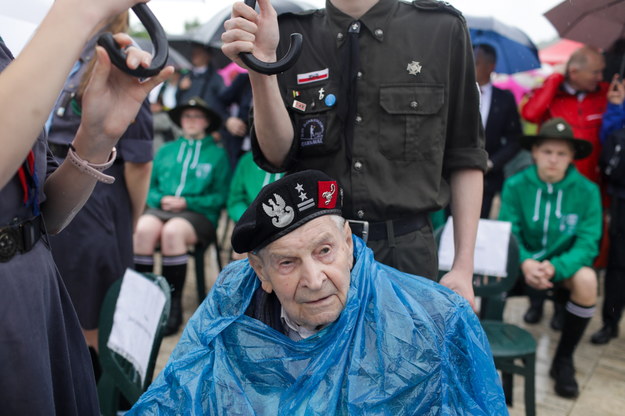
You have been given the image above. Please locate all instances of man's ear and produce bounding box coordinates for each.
[249,252,273,294]
[343,221,353,255]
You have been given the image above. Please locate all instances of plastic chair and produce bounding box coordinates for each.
[436,219,536,416]
[97,272,171,416]
[191,238,222,304]
[192,214,237,303]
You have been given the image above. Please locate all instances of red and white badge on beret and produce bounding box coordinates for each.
[317,181,338,209]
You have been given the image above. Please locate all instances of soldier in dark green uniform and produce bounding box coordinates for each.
[222,0,486,309]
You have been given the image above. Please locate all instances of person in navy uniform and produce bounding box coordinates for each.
[0,0,173,413]
[221,0,486,309]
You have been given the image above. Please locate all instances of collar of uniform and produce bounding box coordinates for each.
[327,0,398,47]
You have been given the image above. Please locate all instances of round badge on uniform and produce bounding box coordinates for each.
[325,94,336,107]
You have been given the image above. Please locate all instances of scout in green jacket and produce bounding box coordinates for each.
[133,97,230,336]
[499,118,601,398]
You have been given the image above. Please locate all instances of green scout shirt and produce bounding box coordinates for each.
[147,135,230,226]
[499,165,602,282]
[252,0,487,223]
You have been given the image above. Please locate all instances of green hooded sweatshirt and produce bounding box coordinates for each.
[499,164,602,282]
[147,135,230,226]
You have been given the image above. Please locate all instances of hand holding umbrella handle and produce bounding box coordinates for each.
[97,3,169,78]
[239,0,303,75]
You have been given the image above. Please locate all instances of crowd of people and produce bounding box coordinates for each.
[2,0,625,413]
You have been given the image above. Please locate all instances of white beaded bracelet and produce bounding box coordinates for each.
[67,144,117,184]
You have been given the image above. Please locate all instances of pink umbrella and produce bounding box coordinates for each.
[218,62,248,86]
[539,39,584,66]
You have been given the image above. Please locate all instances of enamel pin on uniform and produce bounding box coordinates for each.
[292,100,307,112]
[297,68,329,85]
[407,61,422,76]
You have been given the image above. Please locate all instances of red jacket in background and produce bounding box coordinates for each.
[521,73,609,184]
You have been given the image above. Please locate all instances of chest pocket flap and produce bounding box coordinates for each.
[380,84,444,115]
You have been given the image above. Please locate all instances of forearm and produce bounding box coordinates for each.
[249,72,294,167]
[449,169,483,273]
[0,4,101,187]
[521,73,563,123]
[125,161,152,230]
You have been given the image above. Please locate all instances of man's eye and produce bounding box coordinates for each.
[319,247,331,255]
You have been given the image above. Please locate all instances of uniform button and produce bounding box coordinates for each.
[351,22,360,31]
[355,114,362,123]
[337,33,344,40]
[374,29,383,38]
[354,160,362,171]
[357,71,363,79]
[410,101,418,109]
[357,210,365,219]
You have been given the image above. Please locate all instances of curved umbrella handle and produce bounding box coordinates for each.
[239,0,303,75]
[97,3,169,78]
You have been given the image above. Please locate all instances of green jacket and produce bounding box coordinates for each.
[499,165,602,282]
[147,135,230,226]
[227,152,284,223]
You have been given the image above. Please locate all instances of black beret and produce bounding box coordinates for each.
[231,170,343,253]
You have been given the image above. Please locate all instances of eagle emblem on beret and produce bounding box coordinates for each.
[262,193,294,228]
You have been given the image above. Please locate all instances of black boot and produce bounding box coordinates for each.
[591,324,619,345]
[161,255,188,337]
[523,296,544,324]
[551,301,594,398]
[550,356,579,398]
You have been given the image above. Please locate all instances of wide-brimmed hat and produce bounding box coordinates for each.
[519,118,592,160]
[168,97,222,133]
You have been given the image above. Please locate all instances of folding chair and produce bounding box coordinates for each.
[437,218,536,416]
[97,272,171,416]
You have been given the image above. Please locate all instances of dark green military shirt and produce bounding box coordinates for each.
[252,0,487,223]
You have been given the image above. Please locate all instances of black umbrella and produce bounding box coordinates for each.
[134,36,192,71]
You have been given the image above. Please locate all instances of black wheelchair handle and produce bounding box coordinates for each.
[240,0,303,75]
[97,3,169,78]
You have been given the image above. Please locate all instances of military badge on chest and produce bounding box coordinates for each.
[299,117,326,148]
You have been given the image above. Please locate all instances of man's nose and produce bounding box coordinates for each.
[300,258,325,290]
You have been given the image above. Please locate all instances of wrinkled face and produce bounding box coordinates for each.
[249,216,354,331]
[180,108,209,139]
[569,53,605,92]
[532,139,575,183]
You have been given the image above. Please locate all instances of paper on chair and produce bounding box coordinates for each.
[438,218,511,277]
[107,268,167,384]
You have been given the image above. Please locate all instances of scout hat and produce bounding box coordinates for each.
[519,118,593,160]
[231,170,344,253]
[168,96,222,133]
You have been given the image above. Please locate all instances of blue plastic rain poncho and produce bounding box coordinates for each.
[129,237,507,415]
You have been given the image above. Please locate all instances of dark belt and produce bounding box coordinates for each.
[48,142,70,159]
[347,215,428,244]
[0,216,44,262]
